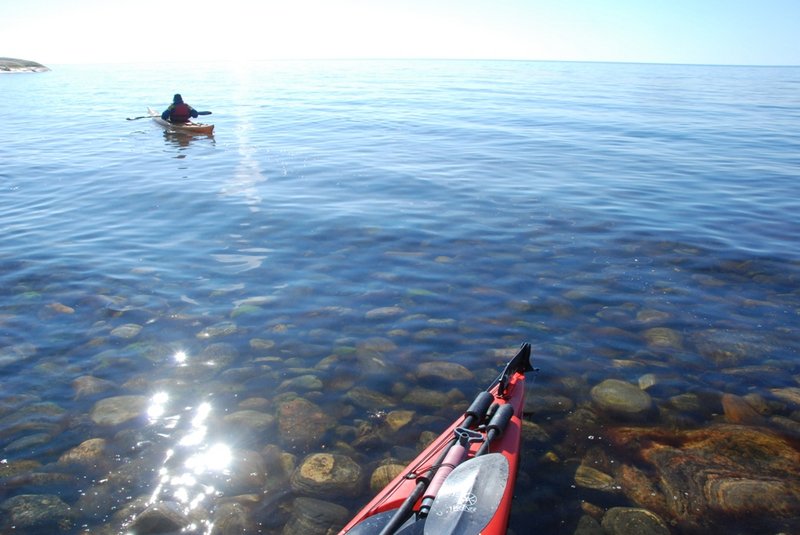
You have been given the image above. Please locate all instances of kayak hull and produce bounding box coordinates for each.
[147,107,214,135]
[339,344,532,535]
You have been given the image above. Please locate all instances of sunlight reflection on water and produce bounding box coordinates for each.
[1,61,798,535]
[145,390,232,534]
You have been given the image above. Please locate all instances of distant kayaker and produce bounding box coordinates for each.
[161,94,199,123]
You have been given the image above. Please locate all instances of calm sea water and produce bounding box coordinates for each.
[1,60,799,534]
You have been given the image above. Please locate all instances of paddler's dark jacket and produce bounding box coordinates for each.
[161,102,198,123]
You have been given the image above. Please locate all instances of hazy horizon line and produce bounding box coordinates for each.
[33,57,800,69]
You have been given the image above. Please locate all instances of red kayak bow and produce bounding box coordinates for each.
[339,343,534,535]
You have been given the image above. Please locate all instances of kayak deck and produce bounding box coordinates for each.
[147,107,214,135]
[339,343,533,535]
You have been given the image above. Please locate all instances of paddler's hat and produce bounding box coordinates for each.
[173,94,183,103]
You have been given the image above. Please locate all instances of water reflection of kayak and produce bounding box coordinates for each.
[147,107,214,135]
[339,343,534,535]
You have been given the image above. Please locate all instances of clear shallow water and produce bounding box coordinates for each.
[1,60,799,534]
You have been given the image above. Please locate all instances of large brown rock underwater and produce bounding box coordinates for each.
[605,424,800,534]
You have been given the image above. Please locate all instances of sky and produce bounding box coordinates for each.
[1,0,798,66]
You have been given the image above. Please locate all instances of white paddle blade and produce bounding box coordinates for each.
[423,453,509,535]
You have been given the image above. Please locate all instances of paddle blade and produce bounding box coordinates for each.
[342,509,425,534]
[423,453,509,535]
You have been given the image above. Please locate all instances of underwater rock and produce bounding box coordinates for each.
[345,386,397,410]
[635,309,671,324]
[590,379,653,418]
[365,306,405,319]
[667,393,703,413]
[520,419,551,443]
[250,338,276,350]
[4,432,51,452]
[281,497,349,535]
[223,449,267,494]
[290,453,363,497]
[691,329,765,367]
[771,387,800,407]
[195,342,239,373]
[525,394,574,415]
[277,397,333,452]
[356,337,398,354]
[211,501,256,535]
[0,468,76,498]
[196,321,238,340]
[0,459,42,479]
[351,337,397,376]
[608,424,800,533]
[369,463,405,492]
[260,443,294,488]
[72,375,116,399]
[0,494,73,532]
[416,361,475,382]
[0,401,67,440]
[90,395,147,426]
[402,386,462,408]
[637,373,657,390]
[771,415,800,436]
[57,438,108,471]
[129,501,189,534]
[279,374,324,392]
[721,393,766,425]
[574,465,617,492]
[224,410,275,435]
[574,514,605,535]
[351,421,383,450]
[601,507,670,535]
[0,342,37,368]
[384,410,415,433]
[642,327,682,351]
[110,323,142,339]
[48,302,75,314]
[238,397,271,411]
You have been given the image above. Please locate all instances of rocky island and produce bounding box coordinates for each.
[0,57,50,73]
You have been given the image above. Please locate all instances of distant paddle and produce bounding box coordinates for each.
[126,111,212,121]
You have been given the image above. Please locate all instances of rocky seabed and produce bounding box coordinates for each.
[1,254,799,534]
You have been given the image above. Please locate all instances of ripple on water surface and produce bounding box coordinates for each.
[1,61,799,534]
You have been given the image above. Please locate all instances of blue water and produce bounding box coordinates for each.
[2,60,799,534]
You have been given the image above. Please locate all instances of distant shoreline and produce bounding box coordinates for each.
[0,57,50,73]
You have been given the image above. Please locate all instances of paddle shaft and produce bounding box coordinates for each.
[345,344,533,535]
[419,428,483,515]
[417,403,514,517]
[416,403,520,534]
[126,111,212,121]
[376,392,494,535]
[376,435,459,535]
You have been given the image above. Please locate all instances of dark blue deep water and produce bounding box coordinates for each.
[1,61,799,534]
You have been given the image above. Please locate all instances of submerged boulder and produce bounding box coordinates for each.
[282,497,349,535]
[290,453,363,497]
[590,379,653,419]
[0,494,72,532]
[277,397,333,452]
[608,424,800,533]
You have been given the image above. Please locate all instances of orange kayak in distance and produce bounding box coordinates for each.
[147,107,214,135]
